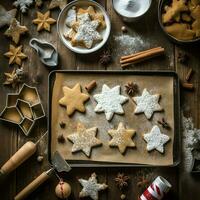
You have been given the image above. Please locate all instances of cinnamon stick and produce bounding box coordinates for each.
[185,68,193,82]
[120,48,164,64]
[182,82,194,90]
[85,80,97,92]
[121,47,162,60]
[121,50,164,68]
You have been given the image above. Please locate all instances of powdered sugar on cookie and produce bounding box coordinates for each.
[67,123,102,157]
[93,84,128,121]
[65,7,76,27]
[133,88,163,119]
[143,125,170,153]
[74,17,102,48]
[63,5,106,49]
[79,173,108,200]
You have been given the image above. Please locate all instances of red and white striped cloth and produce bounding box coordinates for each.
[140,176,172,200]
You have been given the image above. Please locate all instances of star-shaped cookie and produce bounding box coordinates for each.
[108,122,136,154]
[93,84,128,121]
[67,123,102,157]
[49,0,67,10]
[32,11,56,32]
[143,125,170,153]
[78,6,106,29]
[4,68,19,88]
[73,14,102,48]
[79,173,108,200]
[4,45,27,66]
[59,83,89,116]
[133,88,163,119]
[4,18,28,44]
[0,5,17,28]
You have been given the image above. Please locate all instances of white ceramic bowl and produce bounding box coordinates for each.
[57,0,111,54]
[113,0,152,22]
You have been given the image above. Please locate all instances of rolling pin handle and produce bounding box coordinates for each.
[14,169,54,200]
[0,141,37,175]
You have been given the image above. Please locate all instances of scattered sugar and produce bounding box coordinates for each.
[182,115,200,172]
[113,34,145,56]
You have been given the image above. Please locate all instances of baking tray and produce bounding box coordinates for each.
[48,70,181,167]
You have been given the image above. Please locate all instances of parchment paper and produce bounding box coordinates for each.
[51,72,174,166]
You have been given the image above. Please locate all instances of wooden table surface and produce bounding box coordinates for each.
[0,0,200,199]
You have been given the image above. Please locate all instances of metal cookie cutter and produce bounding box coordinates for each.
[29,38,58,68]
[0,84,45,136]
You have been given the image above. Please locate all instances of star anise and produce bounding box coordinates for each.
[57,134,65,144]
[59,121,66,129]
[136,170,153,194]
[115,173,130,190]
[157,118,170,129]
[137,176,149,188]
[125,82,138,96]
[4,68,23,88]
[99,50,112,66]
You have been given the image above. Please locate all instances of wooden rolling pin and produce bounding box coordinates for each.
[0,141,37,175]
[14,169,54,200]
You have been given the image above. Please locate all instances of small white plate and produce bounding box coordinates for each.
[57,0,111,54]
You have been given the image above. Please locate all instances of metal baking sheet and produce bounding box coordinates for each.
[48,70,180,167]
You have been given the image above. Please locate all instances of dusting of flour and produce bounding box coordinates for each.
[182,115,200,172]
[113,34,146,56]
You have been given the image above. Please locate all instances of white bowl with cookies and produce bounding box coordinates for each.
[57,0,111,54]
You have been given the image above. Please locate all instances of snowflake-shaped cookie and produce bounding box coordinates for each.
[13,0,33,13]
[79,173,108,200]
[143,125,170,153]
[73,13,102,49]
[93,84,128,121]
[133,88,163,119]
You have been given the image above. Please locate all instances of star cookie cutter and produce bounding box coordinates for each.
[29,38,58,68]
[0,84,45,136]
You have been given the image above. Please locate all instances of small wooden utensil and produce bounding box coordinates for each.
[0,132,47,178]
[0,141,36,176]
[14,151,71,200]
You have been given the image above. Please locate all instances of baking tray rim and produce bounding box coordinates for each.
[48,70,181,167]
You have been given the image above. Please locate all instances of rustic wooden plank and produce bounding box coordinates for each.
[0,1,20,199]
[175,44,200,200]
[15,2,58,200]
